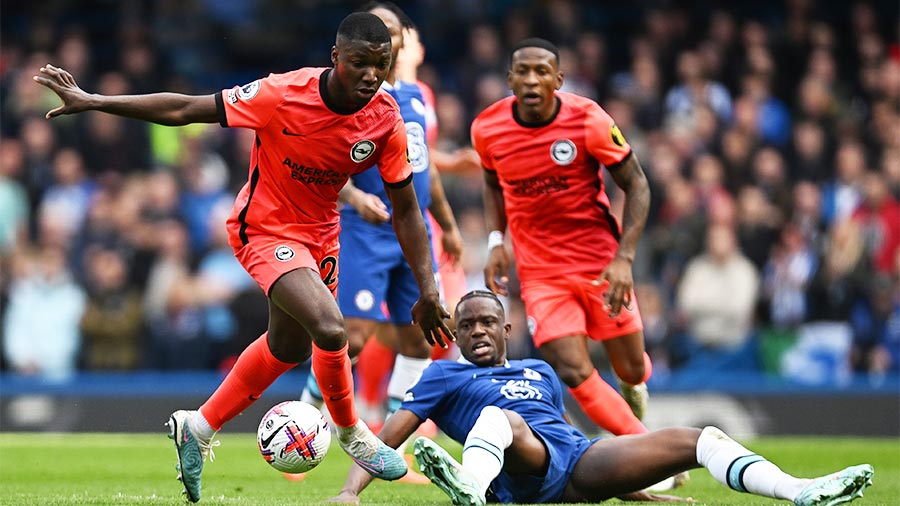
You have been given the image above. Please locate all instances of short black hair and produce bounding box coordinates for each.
[510,37,560,65]
[456,290,505,319]
[360,1,416,29]
[337,12,391,45]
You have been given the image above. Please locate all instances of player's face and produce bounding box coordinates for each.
[331,37,392,107]
[369,7,403,72]
[508,47,562,122]
[455,297,511,367]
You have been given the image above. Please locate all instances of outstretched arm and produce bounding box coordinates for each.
[386,182,454,348]
[596,152,651,317]
[33,64,218,126]
[328,409,423,503]
[483,169,511,295]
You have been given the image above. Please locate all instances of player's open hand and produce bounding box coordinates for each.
[593,256,634,318]
[350,191,390,224]
[32,64,91,119]
[484,245,510,296]
[411,293,455,348]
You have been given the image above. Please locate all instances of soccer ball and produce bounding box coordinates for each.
[257,400,331,473]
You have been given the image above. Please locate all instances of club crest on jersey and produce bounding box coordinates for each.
[354,290,375,311]
[523,368,542,381]
[550,139,577,166]
[238,80,261,101]
[350,140,376,163]
[274,245,295,262]
[526,316,537,336]
[500,379,543,400]
[610,124,627,147]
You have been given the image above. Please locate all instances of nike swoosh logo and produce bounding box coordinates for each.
[260,420,290,448]
[329,394,348,402]
[282,128,304,137]
[352,455,385,474]
[249,394,260,400]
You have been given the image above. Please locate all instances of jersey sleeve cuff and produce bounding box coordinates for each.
[383,173,413,189]
[605,149,633,171]
[214,92,229,127]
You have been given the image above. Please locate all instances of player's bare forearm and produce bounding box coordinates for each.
[35,64,218,125]
[483,170,508,233]
[607,153,650,263]
[89,93,219,126]
[387,183,440,298]
[428,166,459,234]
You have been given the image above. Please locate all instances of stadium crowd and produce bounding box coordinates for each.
[1,0,898,386]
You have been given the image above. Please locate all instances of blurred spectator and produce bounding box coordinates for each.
[806,219,869,324]
[762,223,818,328]
[751,147,793,216]
[736,185,781,270]
[789,120,830,182]
[3,244,86,380]
[850,273,900,376]
[79,73,150,173]
[80,246,144,370]
[0,138,29,254]
[740,72,791,147]
[674,224,760,366]
[821,140,867,225]
[143,219,206,369]
[852,171,900,274]
[37,148,96,244]
[664,49,733,125]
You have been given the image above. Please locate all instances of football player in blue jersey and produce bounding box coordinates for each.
[328,290,874,506]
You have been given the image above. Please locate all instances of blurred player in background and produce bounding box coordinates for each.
[299,4,462,479]
[34,12,454,502]
[329,290,875,506]
[474,39,653,437]
[345,7,480,427]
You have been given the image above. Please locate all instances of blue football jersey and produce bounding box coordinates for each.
[402,358,594,503]
[341,80,432,233]
[403,358,583,444]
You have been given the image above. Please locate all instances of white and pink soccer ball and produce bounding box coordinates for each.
[257,401,331,473]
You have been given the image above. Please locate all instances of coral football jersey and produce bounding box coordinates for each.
[471,92,632,281]
[216,68,411,247]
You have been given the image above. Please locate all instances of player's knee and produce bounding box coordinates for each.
[267,330,312,363]
[613,357,645,386]
[311,321,347,349]
[553,363,594,387]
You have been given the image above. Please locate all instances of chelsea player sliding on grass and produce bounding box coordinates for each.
[329,290,874,506]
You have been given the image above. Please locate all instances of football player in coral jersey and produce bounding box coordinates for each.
[472,38,653,439]
[34,12,453,502]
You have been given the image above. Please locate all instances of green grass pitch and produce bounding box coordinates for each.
[0,433,897,506]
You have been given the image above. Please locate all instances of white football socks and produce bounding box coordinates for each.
[696,426,807,501]
[385,355,431,456]
[189,410,217,442]
[462,406,513,496]
[386,355,431,413]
